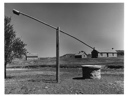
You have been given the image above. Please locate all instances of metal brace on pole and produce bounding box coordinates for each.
[56,27,60,83]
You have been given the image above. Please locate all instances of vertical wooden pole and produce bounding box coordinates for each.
[5,63,6,79]
[56,27,60,83]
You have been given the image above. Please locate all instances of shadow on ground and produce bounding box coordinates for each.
[6,76,15,79]
[73,77,91,80]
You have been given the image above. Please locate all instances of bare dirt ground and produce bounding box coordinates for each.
[5,67,124,94]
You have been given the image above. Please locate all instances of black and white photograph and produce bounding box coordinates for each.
[4,2,124,94]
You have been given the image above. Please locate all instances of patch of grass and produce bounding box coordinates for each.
[5,57,124,94]
[5,67,124,94]
[8,57,124,68]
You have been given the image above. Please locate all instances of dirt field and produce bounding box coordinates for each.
[5,57,124,94]
[5,67,124,94]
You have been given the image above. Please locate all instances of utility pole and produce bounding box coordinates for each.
[56,27,60,83]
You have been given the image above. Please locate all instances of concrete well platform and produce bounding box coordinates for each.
[81,65,102,79]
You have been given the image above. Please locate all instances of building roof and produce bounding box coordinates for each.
[27,52,38,56]
[98,49,117,53]
[99,52,117,53]
[75,51,88,56]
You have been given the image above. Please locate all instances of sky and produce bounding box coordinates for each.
[4,3,124,57]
